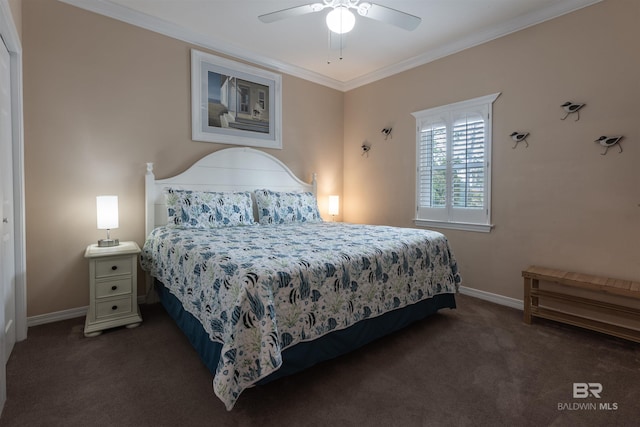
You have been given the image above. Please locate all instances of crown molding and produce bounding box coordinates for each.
[58,0,346,91]
[342,0,602,91]
[59,0,601,93]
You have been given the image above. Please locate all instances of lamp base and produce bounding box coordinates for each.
[98,238,119,247]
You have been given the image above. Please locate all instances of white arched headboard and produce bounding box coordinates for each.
[145,147,317,237]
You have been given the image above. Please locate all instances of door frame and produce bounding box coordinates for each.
[0,0,27,413]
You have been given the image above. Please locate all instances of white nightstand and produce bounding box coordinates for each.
[84,241,143,337]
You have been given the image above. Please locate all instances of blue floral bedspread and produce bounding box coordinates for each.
[140,222,461,410]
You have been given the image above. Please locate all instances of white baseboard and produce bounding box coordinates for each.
[27,306,88,327]
[27,296,147,328]
[459,286,524,311]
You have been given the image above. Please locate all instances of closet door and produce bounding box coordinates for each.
[0,38,16,365]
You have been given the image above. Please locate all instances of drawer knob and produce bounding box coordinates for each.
[111,305,118,310]
[111,285,118,291]
[111,265,118,271]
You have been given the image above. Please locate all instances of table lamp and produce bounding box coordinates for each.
[96,195,119,247]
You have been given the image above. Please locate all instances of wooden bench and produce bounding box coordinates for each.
[522,266,640,343]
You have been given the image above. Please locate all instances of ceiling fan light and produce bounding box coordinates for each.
[326,6,355,34]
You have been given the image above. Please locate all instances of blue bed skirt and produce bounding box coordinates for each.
[155,280,456,384]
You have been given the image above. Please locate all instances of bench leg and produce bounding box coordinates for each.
[523,277,540,324]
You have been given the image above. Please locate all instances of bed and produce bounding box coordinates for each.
[140,147,461,410]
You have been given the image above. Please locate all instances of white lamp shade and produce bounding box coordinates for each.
[97,195,119,229]
[328,195,340,216]
[326,7,355,34]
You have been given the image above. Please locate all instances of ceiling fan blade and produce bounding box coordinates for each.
[362,3,421,31]
[258,4,318,23]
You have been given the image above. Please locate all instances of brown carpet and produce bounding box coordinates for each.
[1,294,639,427]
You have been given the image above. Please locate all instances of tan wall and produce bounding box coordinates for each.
[22,0,343,316]
[344,0,639,300]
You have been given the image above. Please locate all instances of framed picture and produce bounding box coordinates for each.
[191,49,282,149]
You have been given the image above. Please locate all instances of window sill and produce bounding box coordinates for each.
[414,219,493,233]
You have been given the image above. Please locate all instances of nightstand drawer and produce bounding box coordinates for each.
[95,256,133,278]
[96,296,132,319]
[95,278,132,299]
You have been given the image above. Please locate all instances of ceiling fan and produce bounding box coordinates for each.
[258,0,421,34]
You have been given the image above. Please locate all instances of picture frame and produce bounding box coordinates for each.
[191,49,282,149]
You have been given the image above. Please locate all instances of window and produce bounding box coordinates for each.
[238,85,250,113]
[411,93,500,232]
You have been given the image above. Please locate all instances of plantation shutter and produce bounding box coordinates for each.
[413,93,498,231]
[416,118,447,222]
[418,122,447,208]
[451,113,485,209]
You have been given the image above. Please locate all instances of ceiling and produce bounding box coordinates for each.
[61,0,601,91]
